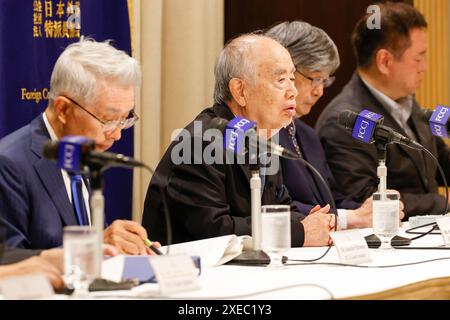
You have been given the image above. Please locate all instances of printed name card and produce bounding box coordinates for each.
[150,254,201,296]
[436,216,450,245]
[330,229,371,265]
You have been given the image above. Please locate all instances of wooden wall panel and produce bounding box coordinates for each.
[224,0,406,126]
[414,0,450,108]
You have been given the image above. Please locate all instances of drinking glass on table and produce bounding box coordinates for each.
[63,226,99,296]
[261,205,291,269]
[372,191,400,250]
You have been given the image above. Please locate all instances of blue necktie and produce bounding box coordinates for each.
[70,174,88,226]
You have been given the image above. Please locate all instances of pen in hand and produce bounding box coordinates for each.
[143,239,164,255]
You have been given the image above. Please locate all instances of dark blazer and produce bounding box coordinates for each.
[316,72,450,218]
[0,115,79,249]
[142,103,306,246]
[279,119,360,214]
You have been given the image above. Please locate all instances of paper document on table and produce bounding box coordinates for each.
[161,235,252,268]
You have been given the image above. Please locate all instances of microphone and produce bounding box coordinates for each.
[212,116,338,260]
[417,105,450,138]
[338,109,423,150]
[210,116,299,160]
[43,135,145,173]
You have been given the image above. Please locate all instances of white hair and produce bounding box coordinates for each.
[213,34,268,105]
[49,37,141,105]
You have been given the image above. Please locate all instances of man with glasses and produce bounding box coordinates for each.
[0,38,156,255]
[266,21,391,230]
[62,96,139,136]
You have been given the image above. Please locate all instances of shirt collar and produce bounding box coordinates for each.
[42,112,58,141]
[360,75,413,126]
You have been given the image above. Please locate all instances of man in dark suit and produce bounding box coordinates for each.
[0,38,155,254]
[143,34,334,247]
[316,2,450,218]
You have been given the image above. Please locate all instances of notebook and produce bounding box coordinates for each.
[161,235,252,268]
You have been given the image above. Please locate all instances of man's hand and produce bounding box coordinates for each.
[347,192,405,229]
[102,244,119,257]
[39,244,119,276]
[347,197,373,229]
[309,204,331,215]
[0,256,65,290]
[104,220,156,255]
[40,248,64,273]
[386,190,405,221]
[302,205,334,246]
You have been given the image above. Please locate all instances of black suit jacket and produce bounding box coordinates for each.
[316,72,450,218]
[279,119,360,214]
[142,103,306,246]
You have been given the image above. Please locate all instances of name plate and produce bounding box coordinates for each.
[0,274,54,299]
[150,254,201,296]
[330,229,371,265]
[436,216,450,245]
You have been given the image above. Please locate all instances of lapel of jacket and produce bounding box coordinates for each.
[410,104,432,147]
[30,115,77,226]
[355,75,429,190]
[212,103,254,184]
[294,121,328,204]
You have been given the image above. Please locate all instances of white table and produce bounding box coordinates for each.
[88,225,450,300]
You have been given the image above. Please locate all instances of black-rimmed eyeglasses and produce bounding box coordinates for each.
[296,70,335,88]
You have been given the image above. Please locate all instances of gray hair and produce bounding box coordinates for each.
[49,37,141,105]
[265,21,340,75]
[213,34,269,105]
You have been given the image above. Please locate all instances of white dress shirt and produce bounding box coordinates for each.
[360,76,416,140]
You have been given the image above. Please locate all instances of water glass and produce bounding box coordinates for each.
[372,191,400,250]
[261,205,291,268]
[63,226,99,296]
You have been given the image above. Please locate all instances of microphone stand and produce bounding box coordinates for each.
[376,143,388,198]
[250,164,262,251]
[228,148,271,265]
[364,143,411,247]
[89,165,105,279]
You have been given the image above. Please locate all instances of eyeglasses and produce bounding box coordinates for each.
[296,70,335,88]
[63,96,139,132]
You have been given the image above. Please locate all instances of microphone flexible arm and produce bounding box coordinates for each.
[403,146,448,241]
[259,151,337,263]
[87,161,173,276]
[371,139,448,242]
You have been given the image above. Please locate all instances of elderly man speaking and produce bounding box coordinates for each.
[143,34,333,247]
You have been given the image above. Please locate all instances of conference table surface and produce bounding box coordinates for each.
[83,224,450,300]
